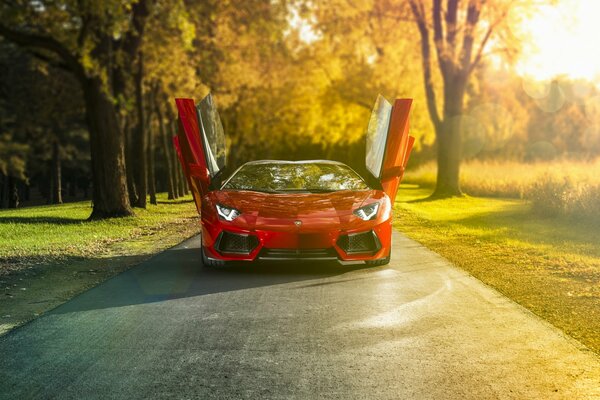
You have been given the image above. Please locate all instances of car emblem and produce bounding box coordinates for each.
[294,220,302,227]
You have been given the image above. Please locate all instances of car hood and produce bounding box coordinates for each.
[212,189,377,230]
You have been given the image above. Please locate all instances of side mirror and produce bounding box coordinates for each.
[381,166,404,181]
[189,163,210,182]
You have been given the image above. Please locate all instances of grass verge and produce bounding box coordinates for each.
[394,184,599,354]
[0,193,199,334]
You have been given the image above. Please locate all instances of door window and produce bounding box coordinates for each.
[365,95,392,178]
[196,94,226,177]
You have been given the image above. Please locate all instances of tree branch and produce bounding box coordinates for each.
[468,24,492,73]
[459,0,482,73]
[468,6,507,74]
[409,0,442,131]
[122,0,151,58]
[432,0,448,77]
[0,23,85,80]
[28,49,70,72]
[433,0,444,47]
[445,0,459,47]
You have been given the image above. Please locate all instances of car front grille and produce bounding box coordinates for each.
[215,231,259,254]
[258,247,338,261]
[336,231,381,254]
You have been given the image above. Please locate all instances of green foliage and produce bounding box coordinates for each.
[0,42,87,187]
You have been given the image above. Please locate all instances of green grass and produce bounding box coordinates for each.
[394,184,600,354]
[0,193,199,273]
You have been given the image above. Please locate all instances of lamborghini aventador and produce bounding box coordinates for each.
[173,94,414,266]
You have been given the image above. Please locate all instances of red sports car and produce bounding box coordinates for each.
[174,94,414,267]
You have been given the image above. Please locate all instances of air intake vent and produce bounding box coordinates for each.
[259,248,337,261]
[337,231,381,254]
[215,231,259,254]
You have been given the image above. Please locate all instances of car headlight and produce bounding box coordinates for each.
[353,203,379,221]
[216,204,241,221]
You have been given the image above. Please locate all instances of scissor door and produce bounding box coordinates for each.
[174,94,227,212]
[365,95,415,204]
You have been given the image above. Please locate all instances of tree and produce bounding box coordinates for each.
[0,133,28,208]
[0,2,140,218]
[408,0,525,196]
[0,42,88,205]
[124,0,151,209]
[137,0,202,202]
[271,0,435,173]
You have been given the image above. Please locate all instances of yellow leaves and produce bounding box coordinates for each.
[80,51,95,75]
[177,13,196,50]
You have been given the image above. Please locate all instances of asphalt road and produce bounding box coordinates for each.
[1,232,599,399]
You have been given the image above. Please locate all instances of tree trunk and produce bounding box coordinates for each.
[433,78,465,198]
[131,56,148,208]
[433,124,462,197]
[83,76,133,219]
[171,120,185,197]
[179,162,188,196]
[177,164,187,196]
[8,176,18,208]
[156,102,176,200]
[173,152,182,198]
[124,117,139,206]
[148,117,157,206]
[52,138,63,204]
[0,173,7,209]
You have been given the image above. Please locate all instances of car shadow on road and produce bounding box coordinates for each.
[53,245,365,315]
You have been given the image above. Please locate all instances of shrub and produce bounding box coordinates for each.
[529,175,572,217]
[404,158,600,220]
[564,182,600,219]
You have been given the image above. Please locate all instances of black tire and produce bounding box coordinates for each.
[365,256,390,266]
[201,247,226,268]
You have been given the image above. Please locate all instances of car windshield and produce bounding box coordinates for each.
[222,162,369,193]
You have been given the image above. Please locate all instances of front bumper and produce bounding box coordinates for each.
[201,219,392,262]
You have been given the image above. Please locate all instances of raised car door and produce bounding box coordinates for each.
[174,93,227,213]
[365,95,415,204]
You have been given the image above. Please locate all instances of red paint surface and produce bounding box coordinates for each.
[173,95,415,263]
[381,98,414,204]
[200,189,392,262]
[175,98,210,212]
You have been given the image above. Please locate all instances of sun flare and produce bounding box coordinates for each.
[516,0,600,83]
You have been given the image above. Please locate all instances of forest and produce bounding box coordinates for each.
[1,0,599,218]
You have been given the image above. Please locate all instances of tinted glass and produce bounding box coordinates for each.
[197,94,226,177]
[365,95,392,178]
[223,162,369,192]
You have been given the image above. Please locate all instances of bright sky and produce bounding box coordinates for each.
[516,0,600,83]
[287,7,320,43]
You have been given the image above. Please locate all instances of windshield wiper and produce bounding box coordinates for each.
[306,189,339,193]
[227,188,340,194]
[277,188,339,193]
[247,189,284,194]
[224,188,282,194]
